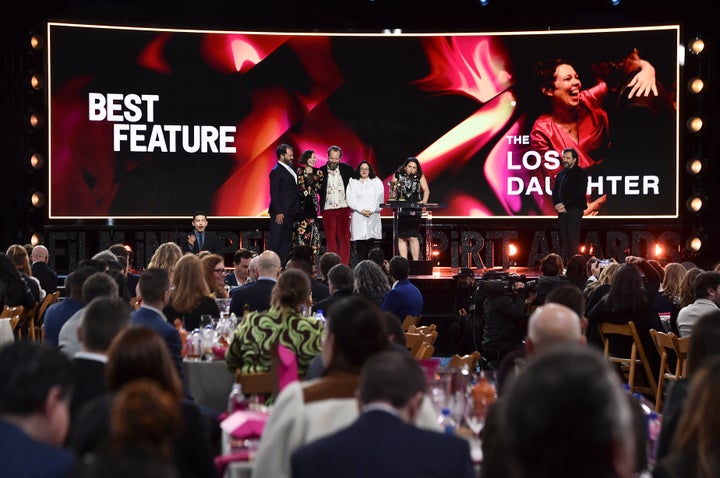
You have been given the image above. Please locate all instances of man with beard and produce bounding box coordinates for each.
[552,147,588,262]
[268,144,300,266]
[318,145,354,265]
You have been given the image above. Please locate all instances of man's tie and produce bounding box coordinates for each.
[199,232,205,250]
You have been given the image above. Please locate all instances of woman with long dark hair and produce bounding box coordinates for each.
[391,157,430,261]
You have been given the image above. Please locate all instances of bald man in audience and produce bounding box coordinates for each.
[497,302,584,395]
[30,245,58,294]
[229,250,282,315]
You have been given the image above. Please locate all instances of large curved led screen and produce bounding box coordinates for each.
[47,23,679,219]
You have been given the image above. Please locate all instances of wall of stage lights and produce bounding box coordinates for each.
[19,30,47,246]
[683,36,711,256]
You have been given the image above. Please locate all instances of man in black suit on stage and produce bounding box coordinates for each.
[268,143,299,266]
[291,349,475,478]
[181,211,223,255]
[552,147,588,262]
[30,245,58,294]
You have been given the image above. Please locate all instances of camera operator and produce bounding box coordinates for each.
[452,268,477,354]
[479,271,535,370]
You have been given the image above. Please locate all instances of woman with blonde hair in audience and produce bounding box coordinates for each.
[678,267,703,309]
[147,242,183,282]
[69,327,217,478]
[654,262,687,334]
[200,253,229,299]
[163,254,219,331]
[583,260,620,316]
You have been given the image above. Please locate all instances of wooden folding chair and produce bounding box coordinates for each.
[35,291,60,341]
[649,328,689,412]
[1,305,25,334]
[401,314,420,332]
[15,303,38,341]
[414,330,439,360]
[448,351,481,372]
[404,332,423,358]
[598,321,657,399]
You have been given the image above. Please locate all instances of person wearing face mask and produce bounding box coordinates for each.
[318,145,354,265]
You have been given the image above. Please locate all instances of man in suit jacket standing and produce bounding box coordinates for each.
[229,250,281,316]
[30,245,58,294]
[552,147,588,262]
[291,349,475,478]
[268,144,300,266]
[318,145,354,265]
[181,211,223,255]
[381,255,423,323]
[130,268,189,397]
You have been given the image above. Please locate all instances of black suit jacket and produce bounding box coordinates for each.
[229,278,276,315]
[70,357,106,419]
[269,162,299,218]
[291,410,475,478]
[31,261,58,294]
[179,230,223,255]
[318,163,354,213]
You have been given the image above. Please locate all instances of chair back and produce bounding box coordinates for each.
[234,342,280,395]
[404,332,423,358]
[15,303,38,341]
[36,291,60,341]
[448,351,481,372]
[650,328,687,412]
[1,305,25,333]
[401,314,420,332]
[414,329,439,360]
[597,321,657,398]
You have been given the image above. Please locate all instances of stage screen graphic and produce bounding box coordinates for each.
[47,23,679,219]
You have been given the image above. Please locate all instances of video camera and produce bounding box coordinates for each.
[473,270,537,298]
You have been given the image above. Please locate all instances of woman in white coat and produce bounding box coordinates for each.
[346,161,385,263]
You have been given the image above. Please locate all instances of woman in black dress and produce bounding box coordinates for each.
[391,157,430,261]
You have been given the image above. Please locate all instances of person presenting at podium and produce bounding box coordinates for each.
[391,157,430,261]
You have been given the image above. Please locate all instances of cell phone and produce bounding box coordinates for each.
[598,259,612,268]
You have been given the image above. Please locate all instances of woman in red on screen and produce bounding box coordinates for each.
[529,50,658,216]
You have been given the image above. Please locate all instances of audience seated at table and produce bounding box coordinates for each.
[163,254,220,332]
[676,271,720,338]
[69,326,218,478]
[318,251,342,286]
[225,268,323,379]
[0,342,76,478]
[59,271,120,358]
[43,265,98,346]
[656,310,720,461]
[6,243,45,302]
[353,259,390,307]
[0,252,39,312]
[201,253,229,299]
[381,255,423,322]
[285,245,330,305]
[147,242,184,283]
[311,263,354,314]
[252,296,440,478]
[30,244,59,294]
[72,379,181,478]
[229,250,281,315]
[653,354,720,478]
[291,350,475,478]
[494,344,636,478]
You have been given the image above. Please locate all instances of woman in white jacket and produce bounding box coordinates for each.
[346,161,385,262]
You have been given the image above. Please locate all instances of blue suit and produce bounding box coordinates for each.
[291,410,474,478]
[0,420,75,478]
[130,305,188,396]
[381,278,423,321]
[229,278,276,315]
[43,297,84,346]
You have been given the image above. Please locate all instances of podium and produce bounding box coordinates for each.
[381,202,444,261]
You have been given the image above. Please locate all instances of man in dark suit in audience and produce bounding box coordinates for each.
[291,349,475,478]
[0,342,76,477]
[312,263,354,315]
[286,245,330,306]
[30,245,58,294]
[181,211,223,255]
[381,255,423,322]
[70,296,131,418]
[268,143,299,266]
[229,250,281,315]
[131,268,189,397]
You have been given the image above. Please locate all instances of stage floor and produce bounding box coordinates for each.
[410,266,540,280]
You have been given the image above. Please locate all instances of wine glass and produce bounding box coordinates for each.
[464,395,486,437]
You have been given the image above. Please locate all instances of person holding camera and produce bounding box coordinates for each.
[479,271,533,370]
